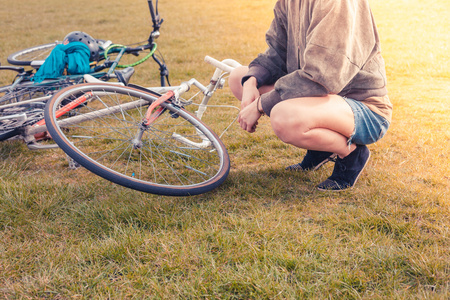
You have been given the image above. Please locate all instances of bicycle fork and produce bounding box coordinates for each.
[132,79,213,150]
[132,90,174,149]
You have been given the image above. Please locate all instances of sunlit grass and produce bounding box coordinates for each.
[0,0,449,298]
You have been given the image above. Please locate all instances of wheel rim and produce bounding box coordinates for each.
[8,43,58,65]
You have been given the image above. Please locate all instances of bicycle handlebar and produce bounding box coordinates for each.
[147,0,163,43]
[204,56,242,73]
[171,57,242,100]
[0,66,25,73]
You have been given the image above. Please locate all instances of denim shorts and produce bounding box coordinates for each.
[343,97,390,145]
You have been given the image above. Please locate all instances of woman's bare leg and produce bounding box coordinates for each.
[229,67,355,157]
[270,95,356,158]
[229,66,370,190]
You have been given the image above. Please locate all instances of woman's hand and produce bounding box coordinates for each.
[241,77,260,109]
[238,97,263,133]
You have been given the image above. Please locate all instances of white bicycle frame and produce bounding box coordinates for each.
[164,56,241,148]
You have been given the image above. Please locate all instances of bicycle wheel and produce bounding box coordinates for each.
[45,83,230,196]
[0,79,74,130]
[0,80,71,105]
[0,83,45,140]
[7,42,59,66]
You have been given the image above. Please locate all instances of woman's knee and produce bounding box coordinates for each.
[229,66,249,100]
[270,103,307,144]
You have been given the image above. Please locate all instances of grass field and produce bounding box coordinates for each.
[0,0,449,298]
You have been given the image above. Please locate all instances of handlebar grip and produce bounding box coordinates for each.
[204,56,240,73]
[148,0,159,24]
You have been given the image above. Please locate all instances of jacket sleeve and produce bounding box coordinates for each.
[242,0,289,88]
[261,0,380,115]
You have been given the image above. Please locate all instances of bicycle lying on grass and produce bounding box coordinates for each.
[0,0,169,147]
[1,0,242,196]
[21,56,241,196]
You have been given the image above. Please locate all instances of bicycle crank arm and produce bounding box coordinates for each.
[26,142,59,150]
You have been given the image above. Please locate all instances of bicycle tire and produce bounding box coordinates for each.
[7,42,59,66]
[44,83,230,196]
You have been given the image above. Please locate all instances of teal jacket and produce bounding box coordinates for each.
[32,41,91,83]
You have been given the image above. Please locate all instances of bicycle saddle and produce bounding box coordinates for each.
[115,67,135,85]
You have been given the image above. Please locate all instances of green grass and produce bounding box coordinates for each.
[1,0,449,298]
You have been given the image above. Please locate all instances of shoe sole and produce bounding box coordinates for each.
[317,152,371,192]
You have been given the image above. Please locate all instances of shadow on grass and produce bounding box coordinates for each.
[212,166,340,202]
[30,166,337,239]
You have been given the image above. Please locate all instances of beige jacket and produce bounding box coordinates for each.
[244,0,392,121]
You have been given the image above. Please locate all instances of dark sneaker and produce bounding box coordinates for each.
[317,145,370,191]
[286,150,336,171]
